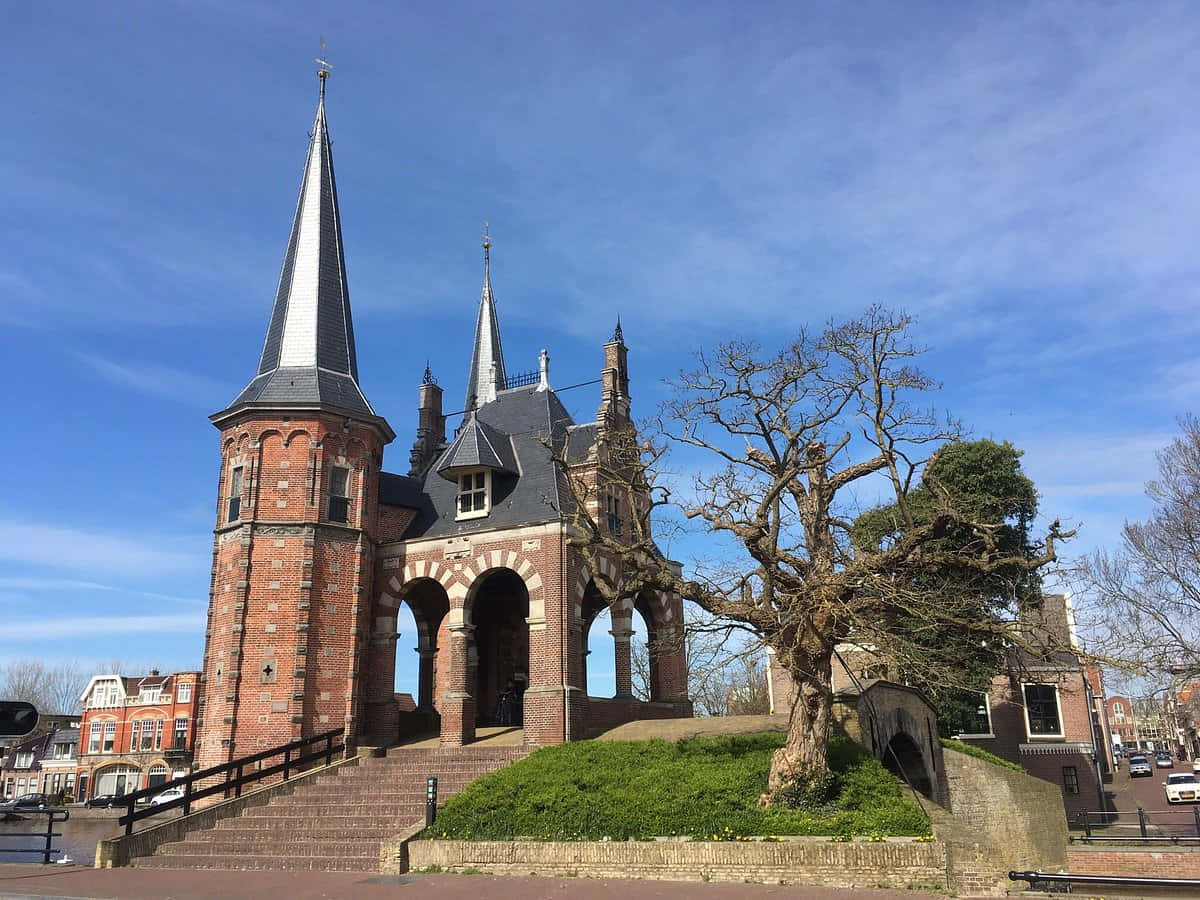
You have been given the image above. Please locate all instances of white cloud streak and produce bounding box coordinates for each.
[0,614,206,641]
[0,519,201,577]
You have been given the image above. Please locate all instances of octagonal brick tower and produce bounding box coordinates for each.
[196,74,394,770]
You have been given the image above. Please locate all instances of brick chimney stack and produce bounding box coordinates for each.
[410,366,446,475]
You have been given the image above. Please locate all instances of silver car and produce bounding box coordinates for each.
[1129,755,1152,777]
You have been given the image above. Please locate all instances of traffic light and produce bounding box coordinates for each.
[0,702,38,737]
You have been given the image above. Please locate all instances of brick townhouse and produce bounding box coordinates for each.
[195,73,690,771]
[75,670,200,801]
[1,717,80,801]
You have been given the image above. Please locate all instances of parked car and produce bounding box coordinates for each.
[1164,772,1200,804]
[1129,755,1153,777]
[1156,751,1175,769]
[84,793,125,809]
[149,785,185,807]
[0,793,47,811]
[1192,757,1200,776]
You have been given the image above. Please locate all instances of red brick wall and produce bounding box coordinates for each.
[1066,846,1200,878]
[197,414,385,770]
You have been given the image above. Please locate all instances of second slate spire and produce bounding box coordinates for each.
[464,225,507,412]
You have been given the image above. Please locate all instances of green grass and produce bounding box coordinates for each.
[426,733,931,841]
[939,738,1025,772]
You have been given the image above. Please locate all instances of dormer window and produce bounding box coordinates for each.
[328,466,350,523]
[228,466,244,522]
[457,470,490,520]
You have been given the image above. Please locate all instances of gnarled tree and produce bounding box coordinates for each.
[557,308,1070,792]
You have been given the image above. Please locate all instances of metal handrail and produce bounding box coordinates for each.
[113,727,344,835]
[0,807,69,864]
[1012,870,1200,890]
[1075,805,1200,842]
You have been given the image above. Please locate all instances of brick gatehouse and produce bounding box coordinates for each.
[195,76,691,771]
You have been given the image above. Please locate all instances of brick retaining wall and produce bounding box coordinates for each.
[1067,845,1200,877]
[400,838,949,890]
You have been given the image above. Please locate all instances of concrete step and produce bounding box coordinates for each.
[190,825,412,842]
[237,805,424,820]
[134,852,379,871]
[157,838,383,857]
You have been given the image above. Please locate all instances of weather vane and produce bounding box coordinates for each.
[316,36,332,95]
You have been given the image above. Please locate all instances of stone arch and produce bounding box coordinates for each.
[580,579,611,694]
[850,682,946,806]
[463,566,532,726]
[632,590,674,701]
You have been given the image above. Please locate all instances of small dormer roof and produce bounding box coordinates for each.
[435,412,518,480]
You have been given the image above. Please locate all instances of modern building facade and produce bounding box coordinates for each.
[195,73,690,771]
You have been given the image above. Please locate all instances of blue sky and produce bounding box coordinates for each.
[2,1,1195,697]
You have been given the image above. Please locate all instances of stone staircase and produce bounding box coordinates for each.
[133,745,528,872]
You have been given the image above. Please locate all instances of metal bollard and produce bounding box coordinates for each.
[426,776,438,827]
[1138,806,1147,839]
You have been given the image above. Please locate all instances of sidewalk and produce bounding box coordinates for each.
[0,864,950,899]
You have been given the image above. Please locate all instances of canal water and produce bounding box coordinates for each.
[0,812,121,865]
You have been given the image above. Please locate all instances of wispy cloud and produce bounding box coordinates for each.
[0,519,200,578]
[71,353,228,405]
[0,577,200,606]
[0,615,206,642]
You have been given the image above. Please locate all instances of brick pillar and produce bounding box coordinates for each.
[611,625,634,698]
[417,648,436,710]
[440,624,476,746]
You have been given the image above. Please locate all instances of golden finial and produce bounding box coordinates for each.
[316,36,332,98]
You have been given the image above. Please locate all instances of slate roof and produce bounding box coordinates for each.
[435,413,518,477]
[215,88,381,426]
[383,385,580,539]
[464,243,506,413]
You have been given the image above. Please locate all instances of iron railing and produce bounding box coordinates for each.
[113,727,344,835]
[1012,870,1200,892]
[1075,805,1200,843]
[0,807,69,864]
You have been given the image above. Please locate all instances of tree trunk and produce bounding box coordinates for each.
[767,648,835,795]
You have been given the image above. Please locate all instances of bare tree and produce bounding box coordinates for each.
[0,659,90,716]
[557,308,1069,792]
[1079,414,1200,679]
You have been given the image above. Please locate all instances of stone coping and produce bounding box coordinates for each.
[391,837,951,891]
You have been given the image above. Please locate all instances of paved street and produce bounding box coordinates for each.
[1085,758,1200,839]
[0,865,960,899]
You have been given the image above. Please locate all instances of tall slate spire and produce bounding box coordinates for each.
[217,72,378,422]
[464,228,507,412]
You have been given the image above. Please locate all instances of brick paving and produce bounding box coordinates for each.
[0,864,961,899]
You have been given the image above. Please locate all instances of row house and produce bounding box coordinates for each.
[1,722,80,802]
[76,670,200,800]
[1106,693,1181,756]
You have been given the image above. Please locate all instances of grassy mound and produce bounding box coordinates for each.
[428,733,931,841]
[940,738,1024,772]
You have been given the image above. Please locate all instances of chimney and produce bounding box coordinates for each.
[410,367,446,476]
[597,321,630,427]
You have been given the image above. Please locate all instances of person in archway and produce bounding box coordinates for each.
[496,679,516,725]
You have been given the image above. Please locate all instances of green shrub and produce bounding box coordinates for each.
[939,738,1024,772]
[426,733,930,841]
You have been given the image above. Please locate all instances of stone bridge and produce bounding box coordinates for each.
[832,679,949,807]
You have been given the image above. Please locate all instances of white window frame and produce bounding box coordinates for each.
[14,751,33,769]
[455,469,491,520]
[1021,682,1065,739]
[88,722,102,753]
[176,682,192,704]
[103,721,116,753]
[954,691,995,739]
